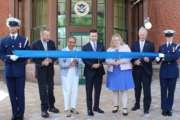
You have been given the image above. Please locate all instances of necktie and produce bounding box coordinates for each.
[93,42,97,51]
[42,41,48,50]
[167,42,171,48]
[12,35,15,40]
[140,41,144,52]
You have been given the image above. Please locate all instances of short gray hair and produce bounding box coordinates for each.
[40,27,49,34]
[139,26,148,33]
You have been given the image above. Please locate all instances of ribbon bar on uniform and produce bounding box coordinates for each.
[13,50,162,59]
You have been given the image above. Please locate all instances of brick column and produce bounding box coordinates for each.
[24,0,32,40]
[48,0,57,44]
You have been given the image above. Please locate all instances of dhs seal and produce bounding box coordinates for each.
[74,1,90,17]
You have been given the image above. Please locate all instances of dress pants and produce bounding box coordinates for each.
[133,69,152,112]
[6,76,25,118]
[160,78,177,111]
[61,67,79,110]
[36,66,55,112]
[85,72,103,111]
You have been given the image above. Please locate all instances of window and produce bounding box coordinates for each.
[57,0,66,48]
[113,0,127,42]
[31,0,48,41]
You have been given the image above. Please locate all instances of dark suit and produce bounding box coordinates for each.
[158,43,179,112]
[0,34,29,119]
[82,42,105,111]
[131,40,155,112]
[31,40,56,112]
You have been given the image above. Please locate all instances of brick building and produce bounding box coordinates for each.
[0,0,180,48]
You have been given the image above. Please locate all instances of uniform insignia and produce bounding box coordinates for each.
[172,47,175,53]
[19,43,22,48]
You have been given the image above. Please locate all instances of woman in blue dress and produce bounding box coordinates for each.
[106,33,134,116]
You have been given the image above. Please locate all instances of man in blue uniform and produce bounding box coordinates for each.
[0,17,29,120]
[156,29,179,116]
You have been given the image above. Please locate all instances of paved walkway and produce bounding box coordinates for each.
[0,80,180,120]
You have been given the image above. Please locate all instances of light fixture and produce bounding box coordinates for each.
[144,17,152,30]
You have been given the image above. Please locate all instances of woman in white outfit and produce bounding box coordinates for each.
[59,36,81,117]
[106,33,134,116]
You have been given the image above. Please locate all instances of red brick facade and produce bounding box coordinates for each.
[148,0,180,49]
[0,0,9,36]
[0,0,179,48]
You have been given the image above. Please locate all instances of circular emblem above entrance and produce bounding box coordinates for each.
[74,1,90,17]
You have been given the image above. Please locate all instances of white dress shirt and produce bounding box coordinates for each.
[90,41,97,51]
[139,40,145,52]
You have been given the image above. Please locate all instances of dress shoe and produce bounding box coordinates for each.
[11,117,16,120]
[16,115,24,120]
[93,108,104,113]
[112,106,119,113]
[87,110,94,116]
[167,111,172,116]
[49,107,60,113]
[65,110,72,117]
[41,111,49,118]
[131,105,140,111]
[162,111,167,116]
[122,108,128,116]
[70,108,79,114]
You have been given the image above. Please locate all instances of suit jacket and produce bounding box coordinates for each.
[31,40,56,77]
[82,42,105,76]
[159,43,179,79]
[59,47,81,77]
[0,34,29,77]
[131,40,155,76]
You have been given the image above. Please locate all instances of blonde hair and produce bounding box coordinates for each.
[110,33,124,48]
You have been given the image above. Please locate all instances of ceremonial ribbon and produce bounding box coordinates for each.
[14,50,163,59]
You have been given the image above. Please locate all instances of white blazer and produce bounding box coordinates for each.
[106,44,132,72]
[59,47,81,76]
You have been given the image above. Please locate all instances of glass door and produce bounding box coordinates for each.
[57,0,105,84]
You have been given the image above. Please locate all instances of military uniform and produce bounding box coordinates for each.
[158,29,179,116]
[0,17,29,120]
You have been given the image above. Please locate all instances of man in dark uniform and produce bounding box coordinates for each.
[0,17,29,120]
[31,28,59,118]
[131,27,155,116]
[156,29,179,116]
[82,29,105,116]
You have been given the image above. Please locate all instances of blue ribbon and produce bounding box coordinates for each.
[14,50,160,59]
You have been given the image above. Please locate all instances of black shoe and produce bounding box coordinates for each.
[93,108,104,113]
[122,108,128,116]
[16,115,24,120]
[112,106,119,113]
[11,117,16,120]
[131,105,140,111]
[144,111,149,114]
[87,110,94,116]
[167,111,172,116]
[49,107,60,113]
[41,111,49,118]
[162,111,167,116]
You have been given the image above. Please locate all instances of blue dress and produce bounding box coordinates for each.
[106,65,134,91]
